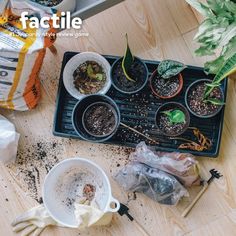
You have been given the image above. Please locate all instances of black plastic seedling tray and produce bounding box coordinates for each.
[53,52,227,157]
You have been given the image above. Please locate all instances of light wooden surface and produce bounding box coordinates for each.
[1,0,236,235]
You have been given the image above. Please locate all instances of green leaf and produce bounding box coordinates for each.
[96,74,103,81]
[87,64,95,79]
[205,98,225,105]
[204,56,225,74]
[213,53,236,84]
[161,109,186,124]
[158,60,186,79]
[204,83,220,98]
[185,0,213,17]
[122,34,135,82]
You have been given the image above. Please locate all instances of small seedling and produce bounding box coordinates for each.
[161,109,186,124]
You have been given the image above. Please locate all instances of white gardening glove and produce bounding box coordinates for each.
[11,205,65,236]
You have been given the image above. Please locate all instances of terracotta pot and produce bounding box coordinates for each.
[150,70,183,99]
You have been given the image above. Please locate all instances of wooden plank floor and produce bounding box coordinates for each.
[1,0,236,235]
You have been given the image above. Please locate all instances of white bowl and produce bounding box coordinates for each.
[43,158,120,228]
[63,52,112,100]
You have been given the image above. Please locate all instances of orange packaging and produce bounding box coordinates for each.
[0,0,56,110]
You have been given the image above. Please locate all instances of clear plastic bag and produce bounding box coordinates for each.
[115,161,188,205]
[131,142,201,187]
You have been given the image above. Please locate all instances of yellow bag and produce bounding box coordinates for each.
[0,0,56,111]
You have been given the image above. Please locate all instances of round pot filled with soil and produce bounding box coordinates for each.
[155,102,190,137]
[72,95,120,142]
[150,70,183,99]
[185,79,224,118]
[111,57,149,94]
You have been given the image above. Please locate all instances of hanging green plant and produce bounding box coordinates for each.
[158,60,186,79]
[161,109,186,124]
[122,34,136,82]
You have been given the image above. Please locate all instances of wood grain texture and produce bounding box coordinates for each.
[0,0,236,235]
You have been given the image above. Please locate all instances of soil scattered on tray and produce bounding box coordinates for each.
[84,104,116,136]
[151,75,180,97]
[30,0,63,7]
[7,139,64,203]
[112,59,146,92]
[188,82,223,116]
[73,61,106,95]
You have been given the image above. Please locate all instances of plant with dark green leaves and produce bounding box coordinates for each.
[158,60,186,79]
[161,109,186,124]
[186,0,236,75]
[122,34,135,82]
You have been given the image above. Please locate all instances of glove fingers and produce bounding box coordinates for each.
[13,222,32,232]
[20,225,37,236]
[12,205,45,226]
[32,227,45,236]
[12,215,37,226]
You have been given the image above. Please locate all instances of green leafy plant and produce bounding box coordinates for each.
[186,0,236,75]
[158,60,186,79]
[203,52,236,105]
[161,109,186,124]
[122,34,135,82]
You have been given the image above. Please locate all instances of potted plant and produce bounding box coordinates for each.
[155,102,190,137]
[63,52,111,100]
[150,60,186,99]
[111,34,149,94]
[185,53,236,118]
[72,95,120,143]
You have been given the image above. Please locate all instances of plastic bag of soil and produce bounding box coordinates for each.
[115,161,188,205]
[130,142,201,187]
[0,0,56,111]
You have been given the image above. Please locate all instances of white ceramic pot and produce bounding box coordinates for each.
[63,52,112,100]
[43,158,120,228]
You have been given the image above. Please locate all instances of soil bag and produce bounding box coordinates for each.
[131,142,201,187]
[0,0,56,111]
[0,115,19,163]
[115,161,188,205]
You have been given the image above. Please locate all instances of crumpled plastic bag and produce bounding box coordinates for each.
[130,142,201,187]
[115,161,188,205]
[0,115,20,163]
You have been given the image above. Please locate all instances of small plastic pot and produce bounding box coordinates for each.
[185,79,224,119]
[150,70,183,99]
[155,102,190,137]
[72,95,120,143]
[111,57,149,94]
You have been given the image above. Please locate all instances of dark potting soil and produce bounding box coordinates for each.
[84,104,116,136]
[156,113,186,136]
[112,59,147,92]
[30,0,62,7]
[152,75,180,97]
[188,82,223,116]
